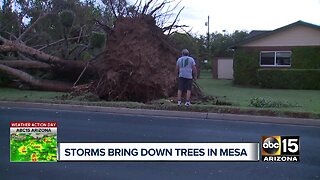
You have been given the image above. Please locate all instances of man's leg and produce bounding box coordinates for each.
[177,77,183,106]
[177,90,182,101]
[185,79,192,106]
[186,90,191,101]
[177,90,182,106]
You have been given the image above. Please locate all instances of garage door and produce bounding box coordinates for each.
[217,58,233,79]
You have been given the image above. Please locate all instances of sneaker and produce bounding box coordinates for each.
[185,101,191,107]
[177,100,182,106]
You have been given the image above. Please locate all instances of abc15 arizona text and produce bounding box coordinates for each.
[261,136,300,162]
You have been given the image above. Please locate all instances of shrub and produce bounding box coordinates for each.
[250,97,298,108]
[233,48,259,85]
[257,69,320,89]
[80,51,92,61]
[59,10,75,28]
[90,32,106,49]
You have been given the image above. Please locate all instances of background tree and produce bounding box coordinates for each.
[169,32,199,58]
[0,0,20,40]
[209,30,248,57]
[168,30,249,71]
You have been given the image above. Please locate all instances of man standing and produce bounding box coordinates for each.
[176,49,197,106]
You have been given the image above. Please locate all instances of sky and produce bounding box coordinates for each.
[126,0,320,35]
[3,0,319,35]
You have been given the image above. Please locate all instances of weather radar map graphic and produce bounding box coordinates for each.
[10,122,57,162]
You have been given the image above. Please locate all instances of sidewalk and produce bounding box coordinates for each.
[0,101,319,127]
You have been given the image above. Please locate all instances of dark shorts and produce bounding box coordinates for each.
[178,77,193,91]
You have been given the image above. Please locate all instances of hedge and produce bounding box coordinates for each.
[292,47,320,69]
[257,69,320,89]
[234,46,320,86]
[233,48,259,85]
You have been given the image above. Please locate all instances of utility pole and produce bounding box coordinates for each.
[205,15,210,61]
[207,15,210,49]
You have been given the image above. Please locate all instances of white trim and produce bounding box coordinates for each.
[260,51,292,67]
[260,65,291,67]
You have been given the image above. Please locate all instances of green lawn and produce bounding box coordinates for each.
[197,71,320,113]
[0,88,66,101]
[0,72,319,117]
[0,87,150,108]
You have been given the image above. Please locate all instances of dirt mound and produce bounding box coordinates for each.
[95,15,181,101]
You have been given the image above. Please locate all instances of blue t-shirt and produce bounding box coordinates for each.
[176,56,196,79]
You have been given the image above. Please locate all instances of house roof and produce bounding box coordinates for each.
[246,30,271,39]
[232,21,320,48]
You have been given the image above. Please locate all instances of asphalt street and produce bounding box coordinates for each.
[0,106,319,180]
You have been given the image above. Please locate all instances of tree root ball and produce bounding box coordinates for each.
[95,15,181,102]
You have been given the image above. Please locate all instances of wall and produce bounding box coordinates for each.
[243,25,320,47]
[212,57,234,79]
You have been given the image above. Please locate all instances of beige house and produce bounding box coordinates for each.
[242,24,320,47]
[213,21,320,80]
[231,20,320,86]
[234,21,320,68]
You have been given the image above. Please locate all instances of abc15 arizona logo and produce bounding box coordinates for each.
[261,136,300,162]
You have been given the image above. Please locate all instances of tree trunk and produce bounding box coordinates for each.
[0,45,16,52]
[0,64,72,92]
[0,42,97,80]
[0,39,87,69]
[1,40,65,63]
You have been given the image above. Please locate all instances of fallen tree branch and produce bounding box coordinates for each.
[2,31,19,41]
[73,50,107,87]
[163,24,188,34]
[17,52,33,61]
[94,19,114,33]
[0,60,51,69]
[148,1,167,16]
[162,6,184,34]
[73,61,90,87]
[108,0,118,18]
[133,0,143,16]
[0,36,86,68]
[142,0,154,14]
[0,64,72,92]
[38,36,89,51]
[0,36,95,78]
[0,36,65,63]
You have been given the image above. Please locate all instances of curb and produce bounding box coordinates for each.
[0,101,319,127]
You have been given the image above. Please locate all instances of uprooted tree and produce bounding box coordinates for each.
[0,0,203,101]
[95,15,180,101]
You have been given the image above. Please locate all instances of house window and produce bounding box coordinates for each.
[260,51,291,67]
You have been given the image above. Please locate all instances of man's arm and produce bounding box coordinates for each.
[175,64,179,77]
[192,65,197,80]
